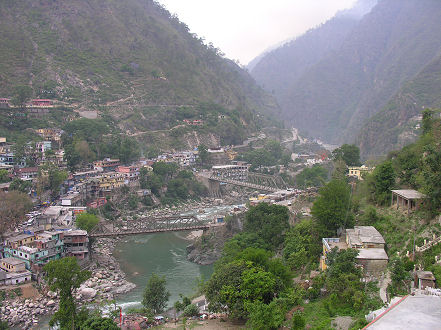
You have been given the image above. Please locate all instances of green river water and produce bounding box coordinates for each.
[113,232,213,312]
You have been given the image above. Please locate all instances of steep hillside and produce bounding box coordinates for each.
[250,0,377,104]
[0,0,279,143]
[357,54,441,158]
[250,0,441,151]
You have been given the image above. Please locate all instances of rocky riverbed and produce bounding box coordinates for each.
[0,238,135,329]
[1,292,58,329]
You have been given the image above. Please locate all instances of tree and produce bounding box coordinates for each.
[183,304,199,317]
[76,213,100,232]
[142,273,170,314]
[370,161,395,205]
[283,219,321,271]
[197,144,209,165]
[8,178,32,194]
[296,165,327,188]
[311,179,352,235]
[74,140,95,164]
[44,257,91,329]
[11,85,33,109]
[332,144,361,166]
[78,315,119,330]
[0,169,10,183]
[246,300,285,330]
[244,203,290,249]
[0,191,32,238]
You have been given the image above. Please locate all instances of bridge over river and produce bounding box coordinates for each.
[198,171,289,193]
[89,215,216,238]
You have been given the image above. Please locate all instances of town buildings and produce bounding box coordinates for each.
[321,226,388,275]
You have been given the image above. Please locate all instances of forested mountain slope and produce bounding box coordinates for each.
[250,0,377,106]
[250,0,441,155]
[0,0,279,140]
[357,55,441,158]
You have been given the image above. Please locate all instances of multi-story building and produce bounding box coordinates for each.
[0,257,32,285]
[63,230,89,260]
[14,167,38,180]
[5,234,36,250]
[116,165,140,183]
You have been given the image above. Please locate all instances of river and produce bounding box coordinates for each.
[113,232,213,312]
[112,204,242,312]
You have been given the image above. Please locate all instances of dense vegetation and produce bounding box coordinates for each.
[139,162,207,205]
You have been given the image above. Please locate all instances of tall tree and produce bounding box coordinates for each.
[311,179,352,235]
[44,257,91,329]
[332,144,361,166]
[197,144,209,165]
[244,203,290,249]
[76,213,100,233]
[370,161,395,205]
[142,273,170,314]
[0,191,32,239]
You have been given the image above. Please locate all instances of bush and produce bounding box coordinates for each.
[183,304,199,317]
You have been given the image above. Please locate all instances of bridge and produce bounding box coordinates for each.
[89,215,213,238]
[198,170,288,194]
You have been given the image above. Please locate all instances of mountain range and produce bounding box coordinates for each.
[0,0,279,145]
[250,0,441,158]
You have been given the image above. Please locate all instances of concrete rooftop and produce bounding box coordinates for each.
[366,295,441,329]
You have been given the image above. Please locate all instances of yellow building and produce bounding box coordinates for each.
[7,234,36,249]
[347,165,374,180]
[1,257,26,273]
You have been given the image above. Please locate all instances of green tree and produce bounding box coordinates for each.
[370,161,395,205]
[244,203,290,249]
[311,179,352,235]
[0,169,10,183]
[44,257,91,329]
[11,85,33,109]
[142,273,170,314]
[246,300,285,330]
[197,144,210,165]
[296,165,327,188]
[291,312,306,330]
[283,219,321,271]
[152,162,178,180]
[8,178,32,194]
[332,144,361,166]
[183,304,199,317]
[76,213,100,232]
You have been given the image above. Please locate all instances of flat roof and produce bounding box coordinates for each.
[366,295,441,329]
[8,234,34,242]
[391,189,426,200]
[356,248,388,260]
[1,257,26,266]
[347,226,386,245]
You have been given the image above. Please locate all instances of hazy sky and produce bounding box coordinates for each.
[157,0,357,65]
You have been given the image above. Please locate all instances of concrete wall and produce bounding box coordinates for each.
[357,258,388,275]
